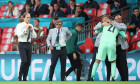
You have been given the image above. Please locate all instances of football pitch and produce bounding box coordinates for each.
[0,81,140,84]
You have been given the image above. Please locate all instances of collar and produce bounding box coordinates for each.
[75,29,78,33]
[22,22,28,25]
[56,28,62,33]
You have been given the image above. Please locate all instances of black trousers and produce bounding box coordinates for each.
[87,47,98,81]
[105,45,128,81]
[18,42,32,80]
[65,52,82,81]
[49,47,67,81]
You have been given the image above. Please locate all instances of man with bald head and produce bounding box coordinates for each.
[105,15,129,81]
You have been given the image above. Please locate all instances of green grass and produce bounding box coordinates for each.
[0,81,140,84]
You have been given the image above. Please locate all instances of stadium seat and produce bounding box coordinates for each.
[39,14,51,18]
[99,2,111,9]
[10,16,20,18]
[0,44,13,52]
[2,32,15,39]
[0,10,7,17]
[0,16,9,19]
[67,3,84,6]
[0,5,8,11]
[60,8,67,13]
[0,27,1,44]
[84,8,97,19]
[67,14,75,17]
[40,26,47,35]
[3,27,15,33]
[79,38,94,54]
[130,35,138,51]
[76,3,84,6]
[15,4,25,11]
[96,8,111,21]
[1,38,12,44]
[135,41,140,49]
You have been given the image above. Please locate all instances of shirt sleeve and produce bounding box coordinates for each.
[112,21,127,30]
[119,31,126,38]
[46,29,52,47]
[94,22,102,30]
[95,28,103,34]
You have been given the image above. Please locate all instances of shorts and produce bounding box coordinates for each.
[96,42,116,62]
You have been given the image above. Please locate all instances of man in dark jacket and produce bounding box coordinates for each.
[21,3,35,17]
[75,5,89,22]
[83,0,99,9]
[33,0,50,17]
[65,23,84,81]
[127,7,140,34]
[51,3,65,17]
[65,0,76,15]
[50,0,68,8]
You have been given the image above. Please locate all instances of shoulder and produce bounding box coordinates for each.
[50,28,56,32]
[62,27,69,30]
[42,4,49,7]
[14,7,18,10]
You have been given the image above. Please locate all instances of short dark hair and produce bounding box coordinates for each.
[8,1,14,5]
[133,7,139,11]
[70,0,75,3]
[53,3,60,7]
[25,3,31,7]
[76,23,84,28]
[52,16,59,20]
[34,19,40,23]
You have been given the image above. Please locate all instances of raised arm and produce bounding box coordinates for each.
[112,21,127,30]
[94,22,102,30]
[119,31,126,38]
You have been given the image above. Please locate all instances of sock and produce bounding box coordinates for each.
[111,62,116,79]
[91,62,99,78]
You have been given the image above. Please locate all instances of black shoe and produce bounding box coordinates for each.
[49,79,52,81]
[18,78,22,81]
[112,78,115,81]
[90,78,94,81]
[23,79,27,81]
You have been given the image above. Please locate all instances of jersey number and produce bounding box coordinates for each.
[108,26,115,33]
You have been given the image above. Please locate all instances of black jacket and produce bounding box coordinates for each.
[78,11,89,21]
[51,9,65,17]
[130,14,140,28]
[50,0,68,8]
[21,10,35,17]
[34,4,50,16]
[83,1,99,9]
[65,5,76,15]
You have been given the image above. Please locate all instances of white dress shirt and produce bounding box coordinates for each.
[16,22,37,43]
[56,28,66,47]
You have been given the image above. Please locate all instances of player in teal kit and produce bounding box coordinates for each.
[91,20,128,81]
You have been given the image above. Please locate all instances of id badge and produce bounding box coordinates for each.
[55,43,61,50]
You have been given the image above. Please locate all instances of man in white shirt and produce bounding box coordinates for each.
[16,12,37,81]
[47,20,72,81]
